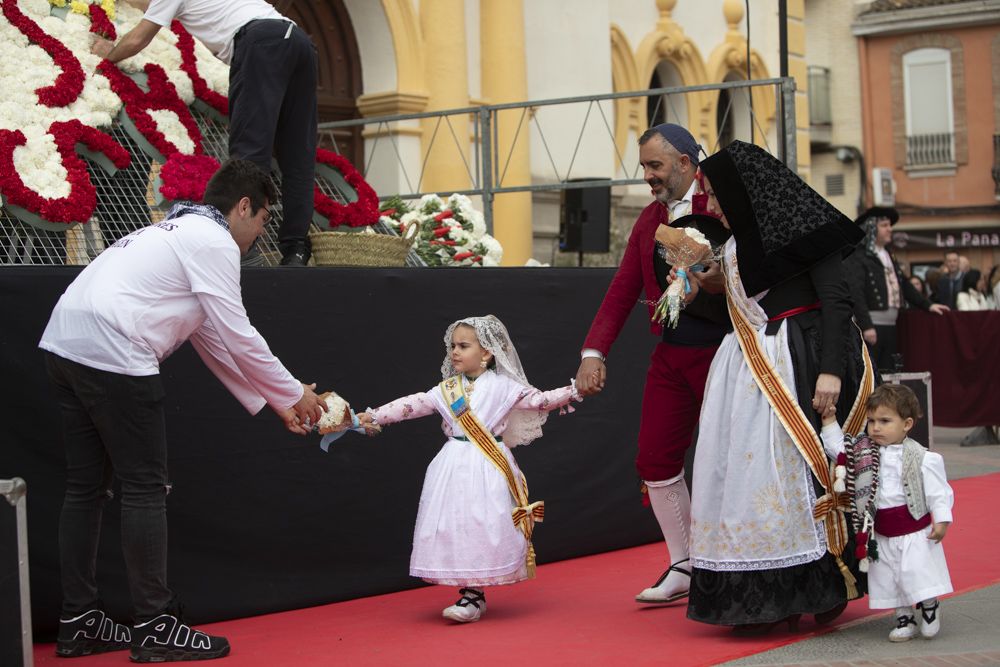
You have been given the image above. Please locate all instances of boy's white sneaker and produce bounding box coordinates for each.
[442,588,486,623]
[917,600,941,638]
[889,613,918,642]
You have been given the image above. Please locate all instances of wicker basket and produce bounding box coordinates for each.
[309,229,415,267]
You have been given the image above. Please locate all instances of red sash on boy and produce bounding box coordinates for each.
[875,505,931,537]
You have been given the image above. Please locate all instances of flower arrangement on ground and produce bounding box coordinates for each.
[378,193,502,267]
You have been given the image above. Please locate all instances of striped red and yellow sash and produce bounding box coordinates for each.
[725,292,874,599]
[440,376,544,578]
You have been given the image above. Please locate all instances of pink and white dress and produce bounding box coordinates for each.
[369,370,579,586]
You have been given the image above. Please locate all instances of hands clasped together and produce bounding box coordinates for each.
[275,384,380,437]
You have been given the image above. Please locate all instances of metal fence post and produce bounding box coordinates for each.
[781,77,798,173]
[2,477,33,667]
[479,107,494,235]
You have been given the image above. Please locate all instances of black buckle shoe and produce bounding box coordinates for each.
[56,608,132,657]
[130,613,230,663]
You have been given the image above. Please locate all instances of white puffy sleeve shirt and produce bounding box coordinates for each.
[39,215,302,414]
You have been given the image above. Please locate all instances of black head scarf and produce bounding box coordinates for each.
[699,140,863,295]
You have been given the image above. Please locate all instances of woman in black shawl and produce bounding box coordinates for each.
[685,141,870,634]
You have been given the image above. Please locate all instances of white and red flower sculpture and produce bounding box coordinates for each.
[0,0,377,230]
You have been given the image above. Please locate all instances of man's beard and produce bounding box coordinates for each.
[649,162,685,204]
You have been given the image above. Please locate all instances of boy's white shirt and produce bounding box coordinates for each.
[819,421,954,525]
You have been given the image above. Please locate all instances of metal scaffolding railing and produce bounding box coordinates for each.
[3,77,795,266]
[319,77,796,235]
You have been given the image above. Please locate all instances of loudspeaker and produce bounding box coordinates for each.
[560,179,611,253]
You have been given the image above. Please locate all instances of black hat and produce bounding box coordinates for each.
[699,141,863,296]
[854,206,899,226]
[670,213,731,250]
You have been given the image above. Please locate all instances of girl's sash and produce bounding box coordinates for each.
[725,289,874,599]
[440,375,544,578]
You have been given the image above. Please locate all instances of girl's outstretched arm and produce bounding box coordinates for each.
[512,381,583,413]
[364,390,439,427]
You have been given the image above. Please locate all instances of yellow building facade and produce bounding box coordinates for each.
[298,0,810,265]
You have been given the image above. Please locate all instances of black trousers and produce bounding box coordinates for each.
[45,352,173,622]
[229,19,318,253]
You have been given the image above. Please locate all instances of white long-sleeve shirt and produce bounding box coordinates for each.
[143,0,289,64]
[820,423,954,524]
[39,214,302,414]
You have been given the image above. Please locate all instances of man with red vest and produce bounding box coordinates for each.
[575,124,729,604]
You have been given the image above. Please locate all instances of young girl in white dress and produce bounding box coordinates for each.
[821,384,954,642]
[358,315,582,623]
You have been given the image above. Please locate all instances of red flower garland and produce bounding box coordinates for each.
[2,0,85,108]
[98,61,204,158]
[0,120,130,224]
[170,21,229,116]
[158,153,220,202]
[88,4,116,41]
[313,149,380,228]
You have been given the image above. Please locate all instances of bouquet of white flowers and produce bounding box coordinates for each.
[651,225,716,328]
[314,391,379,451]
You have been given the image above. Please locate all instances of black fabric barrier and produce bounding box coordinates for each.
[0,267,662,640]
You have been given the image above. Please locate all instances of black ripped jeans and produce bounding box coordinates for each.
[45,352,173,622]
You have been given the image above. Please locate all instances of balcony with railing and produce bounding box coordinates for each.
[906,132,955,168]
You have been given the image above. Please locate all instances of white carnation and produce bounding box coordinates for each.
[477,234,503,263]
[400,211,423,226]
[148,109,196,154]
[468,209,486,238]
[20,0,50,18]
[683,226,710,245]
[419,193,444,210]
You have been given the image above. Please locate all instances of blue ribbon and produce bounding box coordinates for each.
[677,267,691,294]
[318,409,366,452]
[678,264,707,294]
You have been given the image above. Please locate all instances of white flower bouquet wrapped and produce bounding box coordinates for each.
[651,225,716,328]
[315,392,352,434]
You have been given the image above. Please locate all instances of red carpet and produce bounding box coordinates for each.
[34,473,1000,666]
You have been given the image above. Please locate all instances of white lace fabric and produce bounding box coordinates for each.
[441,315,545,447]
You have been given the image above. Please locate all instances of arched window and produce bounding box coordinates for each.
[715,73,752,150]
[647,61,688,129]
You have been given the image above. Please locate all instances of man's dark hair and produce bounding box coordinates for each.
[639,127,663,146]
[203,159,277,216]
[866,383,923,422]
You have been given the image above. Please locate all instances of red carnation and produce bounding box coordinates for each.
[433,209,453,222]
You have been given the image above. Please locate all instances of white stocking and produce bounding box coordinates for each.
[636,472,691,601]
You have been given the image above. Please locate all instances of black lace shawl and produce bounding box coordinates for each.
[700,141,863,296]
